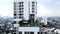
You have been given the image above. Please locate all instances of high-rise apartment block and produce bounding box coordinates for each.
[13,0,38,34]
[14,0,37,23]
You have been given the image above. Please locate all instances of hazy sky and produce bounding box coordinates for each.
[0,0,60,17]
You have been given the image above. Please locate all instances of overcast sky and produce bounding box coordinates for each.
[0,0,60,17]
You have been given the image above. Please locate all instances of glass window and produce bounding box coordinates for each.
[14,17,16,19]
[38,32,39,34]
[14,3,16,7]
[14,7,16,10]
[19,5,21,7]
[19,14,23,15]
[14,5,16,7]
[25,32,29,34]
[19,16,23,18]
[19,11,21,13]
[19,8,21,10]
[22,2,23,4]
[22,11,23,12]
[30,32,34,34]
[22,8,23,10]
[19,8,23,10]
[19,2,21,4]
[19,32,22,34]
[32,11,34,13]
[14,27,17,29]
[14,3,16,5]
[25,32,34,34]
[14,33,16,34]
[32,8,34,10]
[19,11,23,13]
[14,14,16,16]
[22,5,24,7]
[32,5,35,7]
[32,1,35,4]
[14,21,16,24]
[14,11,16,14]
[19,5,24,7]
[19,2,24,4]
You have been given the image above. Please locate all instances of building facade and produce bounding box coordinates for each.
[13,0,37,34]
[14,0,37,23]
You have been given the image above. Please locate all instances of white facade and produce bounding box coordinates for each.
[13,0,37,34]
[19,27,39,34]
[14,0,37,23]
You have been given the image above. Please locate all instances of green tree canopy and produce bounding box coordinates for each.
[35,20,39,26]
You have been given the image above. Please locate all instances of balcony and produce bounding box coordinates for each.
[19,22,39,27]
[19,27,39,32]
[18,20,39,27]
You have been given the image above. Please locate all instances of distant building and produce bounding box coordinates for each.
[37,17,47,25]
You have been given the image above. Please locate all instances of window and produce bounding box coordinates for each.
[19,8,23,10]
[19,8,21,10]
[14,3,16,8]
[30,32,34,34]
[19,16,23,18]
[25,32,29,34]
[32,8,34,10]
[14,11,16,14]
[32,5,35,7]
[32,8,35,13]
[22,11,23,12]
[19,2,21,4]
[14,3,16,4]
[19,5,24,7]
[14,21,16,24]
[19,32,22,34]
[19,5,21,7]
[14,3,16,6]
[14,5,16,7]
[13,30,16,32]
[32,11,34,13]
[14,14,16,16]
[19,14,23,15]
[14,7,16,10]
[32,2,35,7]
[14,17,16,19]
[32,1,35,4]
[19,11,21,13]
[19,11,23,14]
[22,5,24,7]
[25,32,34,34]
[14,33,16,34]
[19,2,24,4]
[22,2,23,4]
[14,27,17,29]
[38,32,39,34]
[22,8,23,10]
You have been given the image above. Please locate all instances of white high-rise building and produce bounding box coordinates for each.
[14,0,37,23]
[13,0,38,34]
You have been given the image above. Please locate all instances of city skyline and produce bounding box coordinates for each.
[0,0,60,17]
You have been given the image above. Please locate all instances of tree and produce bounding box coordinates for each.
[35,20,39,26]
[19,20,23,26]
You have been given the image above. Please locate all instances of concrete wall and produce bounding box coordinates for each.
[19,27,39,34]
